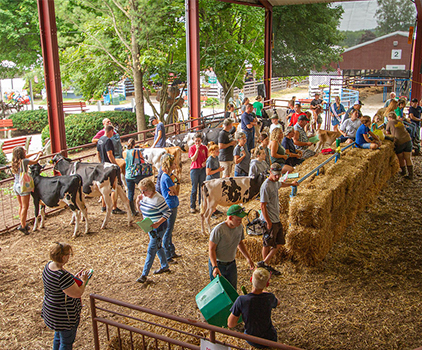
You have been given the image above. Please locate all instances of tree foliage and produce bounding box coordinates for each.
[0,0,41,72]
[272,3,344,76]
[375,0,416,36]
[57,0,186,130]
[199,1,265,106]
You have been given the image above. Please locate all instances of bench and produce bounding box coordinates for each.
[0,136,32,155]
[63,101,89,115]
[0,119,17,138]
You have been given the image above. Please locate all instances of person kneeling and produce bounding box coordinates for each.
[228,268,279,349]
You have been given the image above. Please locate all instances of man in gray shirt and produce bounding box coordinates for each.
[258,163,298,275]
[209,204,255,289]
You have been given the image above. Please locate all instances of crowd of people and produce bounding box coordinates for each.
[9,91,420,349]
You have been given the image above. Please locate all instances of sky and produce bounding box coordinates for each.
[334,0,378,31]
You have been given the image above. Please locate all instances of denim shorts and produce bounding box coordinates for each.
[13,182,30,197]
[357,143,372,149]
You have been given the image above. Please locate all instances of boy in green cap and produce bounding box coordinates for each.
[209,204,255,290]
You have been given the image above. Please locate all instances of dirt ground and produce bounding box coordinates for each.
[1,91,421,349]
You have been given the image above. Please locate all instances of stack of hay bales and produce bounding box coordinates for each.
[241,142,398,266]
[286,142,398,265]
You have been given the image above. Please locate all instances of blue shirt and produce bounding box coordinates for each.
[154,122,166,148]
[230,293,278,341]
[155,168,164,194]
[160,173,179,209]
[355,124,369,147]
[241,112,255,131]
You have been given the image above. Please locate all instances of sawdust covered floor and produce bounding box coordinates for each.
[1,152,422,350]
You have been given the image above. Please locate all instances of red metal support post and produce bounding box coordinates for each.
[263,1,273,105]
[412,2,422,100]
[37,0,67,156]
[186,0,201,128]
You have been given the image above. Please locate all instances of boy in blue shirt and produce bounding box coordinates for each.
[228,268,279,348]
[355,115,381,150]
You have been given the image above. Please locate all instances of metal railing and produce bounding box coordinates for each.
[290,142,356,197]
[90,293,302,350]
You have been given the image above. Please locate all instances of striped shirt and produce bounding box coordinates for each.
[139,192,171,224]
[41,262,81,331]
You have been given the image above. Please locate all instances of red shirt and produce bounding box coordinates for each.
[289,112,307,126]
[189,144,208,169]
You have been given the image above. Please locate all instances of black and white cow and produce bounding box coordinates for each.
[200,173,267,233]
[166,127,236,151]
[29,163,88,237]
[52,154,131,229]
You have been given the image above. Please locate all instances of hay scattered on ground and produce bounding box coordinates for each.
[1,147,421,350]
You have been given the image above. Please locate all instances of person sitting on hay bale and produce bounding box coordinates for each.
[208,204,255,290]
[293,114,316,159]
[355,115,381,150]
[281,126,304,167]
[269,128,294,174]
[228,268,279,349]
[249,147,270,178]
[339,109,361,144]
[258,163,298,276]
[385,112,414,180]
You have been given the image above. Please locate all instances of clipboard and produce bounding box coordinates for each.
[287,173,299,179]
[136,217,153,233]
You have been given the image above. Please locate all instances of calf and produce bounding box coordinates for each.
[140,148,167,172]
[164,147,182,180]
[53,154,131,229]
[166,132,196,151]
[312,129,341,153]
[29,163,88,237]
[200,173,267,234]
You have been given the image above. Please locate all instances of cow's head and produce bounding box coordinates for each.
[249,172,267,198]
[29,163,45,177]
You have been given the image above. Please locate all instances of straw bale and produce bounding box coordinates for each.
[285,141,398,266]
[240,234,290,265]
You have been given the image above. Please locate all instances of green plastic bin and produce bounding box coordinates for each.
[195,275,240,328]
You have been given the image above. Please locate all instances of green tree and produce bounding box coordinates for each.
[0,0,41,71]
[339,30,366,48]
[57,0,186,130]
[199,1,265,106]
[375,0,416,36]
[272,3,344,76]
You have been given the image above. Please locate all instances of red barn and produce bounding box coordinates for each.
[339,31,411,78]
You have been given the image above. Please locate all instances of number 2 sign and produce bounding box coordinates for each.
[391,49,402,60]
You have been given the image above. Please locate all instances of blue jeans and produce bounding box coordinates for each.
[126,177,143,202]
[234,170,248,177]
[243,129,254,152]
[142,226,169,277]
[358,143,372,149]
[208,259,238,290]
[190,168,206,209]
[163,207,177,260]
[53,319,79,350]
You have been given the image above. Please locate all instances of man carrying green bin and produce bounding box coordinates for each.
[208,204,255,290]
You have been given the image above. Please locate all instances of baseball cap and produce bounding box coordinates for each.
[150,115,157,122]
[285,126,294,134]
[227,204,247,218]
[294,101,301,105]
[354,100,364,106]
[270,114,279,119]
[270,163,283,175]
[252,268,271,289]
[298,114,310,122]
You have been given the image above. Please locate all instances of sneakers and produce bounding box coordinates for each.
[189,208,197,214]
[257,261,281,276]
[171,253,182,259]
[136,275,147,283]
[17,225,30,235]
[167,258,177,264]
[112,207,126,215]
[153,267,170,275]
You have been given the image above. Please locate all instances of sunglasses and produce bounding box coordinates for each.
[230,207,246,216]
